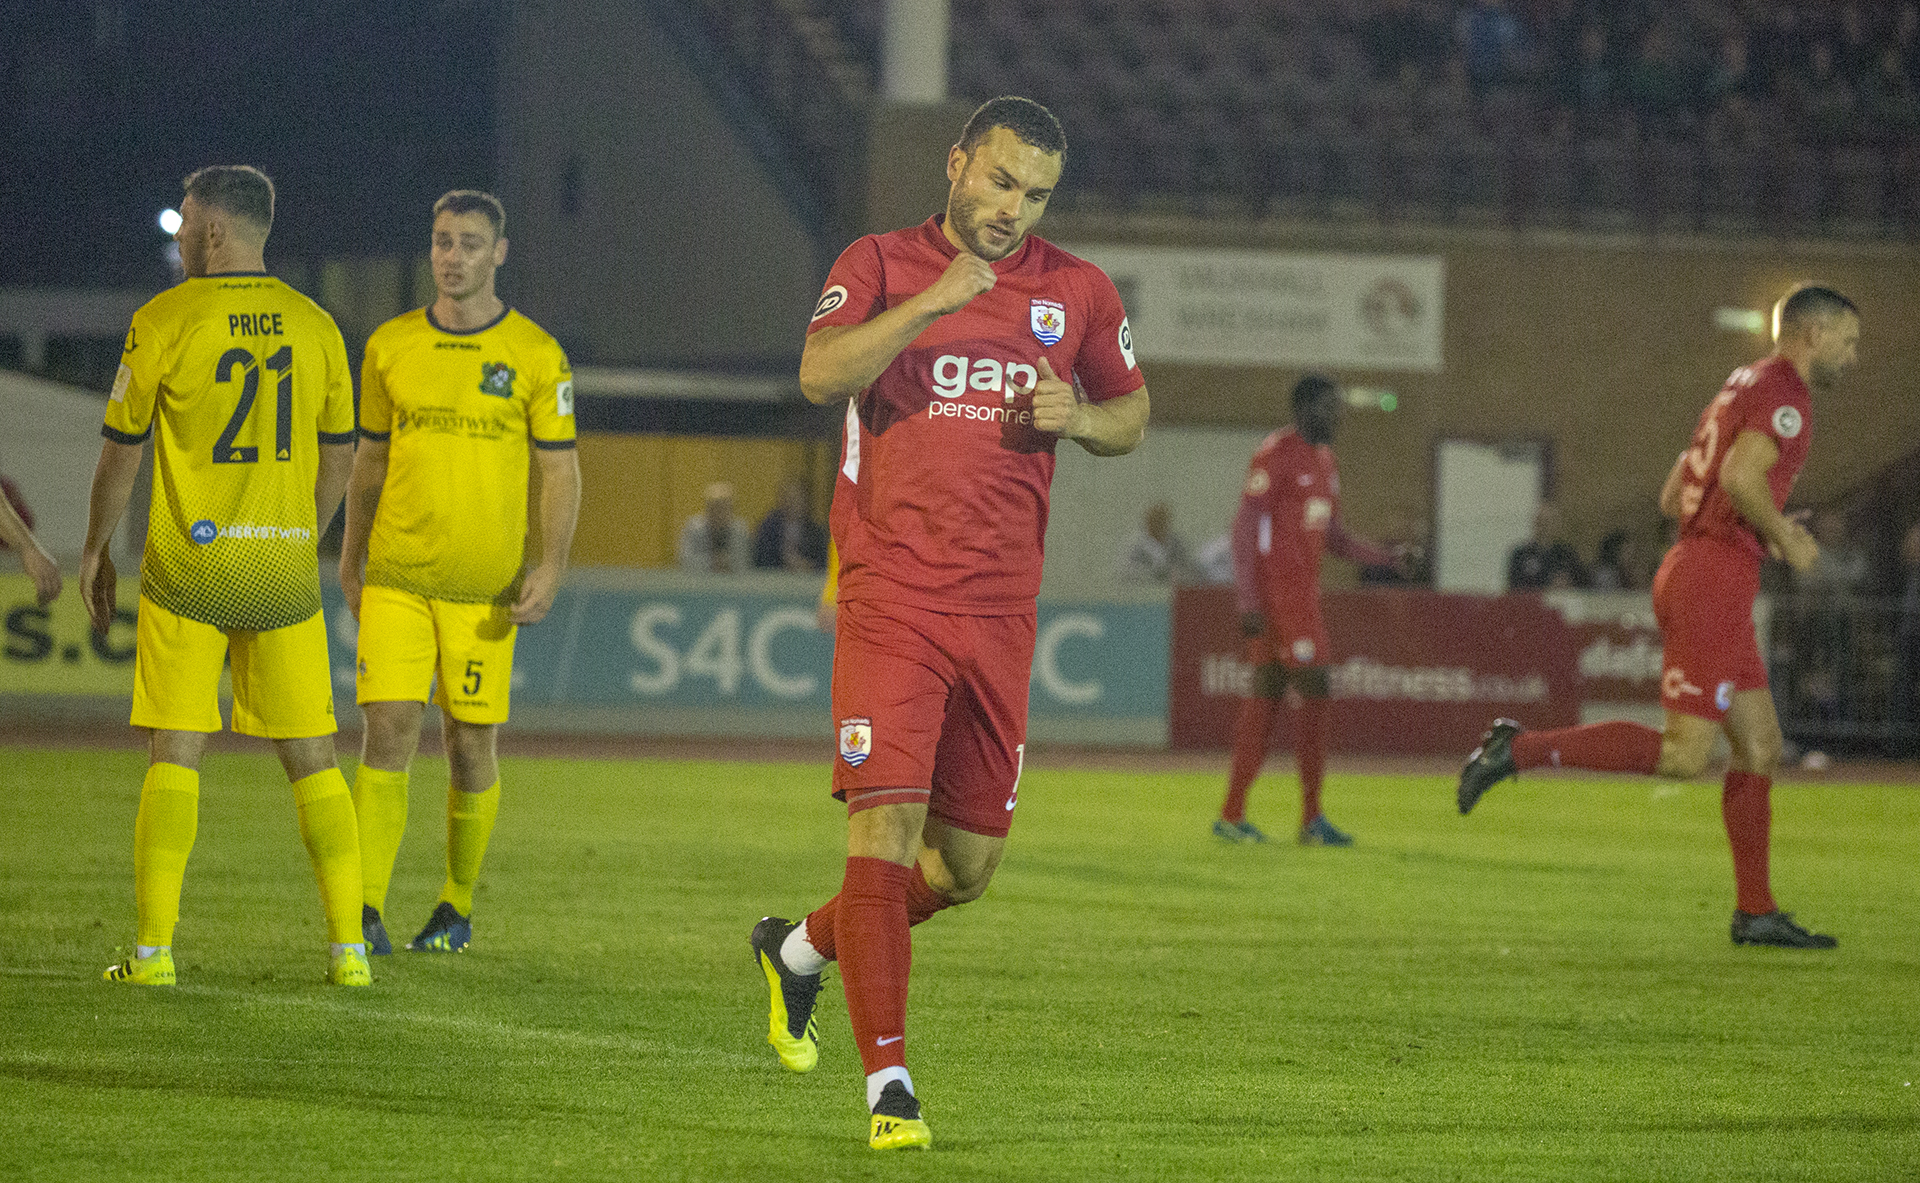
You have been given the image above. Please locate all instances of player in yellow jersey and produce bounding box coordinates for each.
[81,165,370,987]
[339,190,581,956]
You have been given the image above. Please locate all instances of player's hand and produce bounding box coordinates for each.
[21,542,61,607]
[1240,612,1266,638]
[510,563,562,625]
[338,561,363,621]
[919,252,997,316]
[1773,521,1820,572]
[80,549,115,635]
[1026,357,1084,436]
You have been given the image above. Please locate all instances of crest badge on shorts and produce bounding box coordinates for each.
[839,718,873,767]
[1030,299,1065,346]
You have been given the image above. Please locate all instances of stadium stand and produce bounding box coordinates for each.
[683,0,1920,239]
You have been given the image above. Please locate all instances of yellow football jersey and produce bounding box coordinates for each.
[104,273,355,631]
[359,307,576,603]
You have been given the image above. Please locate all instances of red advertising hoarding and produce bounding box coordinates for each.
[1170,587,1581,753]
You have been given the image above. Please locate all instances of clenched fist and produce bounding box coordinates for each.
[920,253,997,317]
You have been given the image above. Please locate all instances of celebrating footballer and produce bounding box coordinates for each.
[749,96,1149,1150]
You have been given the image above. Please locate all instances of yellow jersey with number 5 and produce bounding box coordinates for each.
[103,273,355,631]
[358,307,576,603]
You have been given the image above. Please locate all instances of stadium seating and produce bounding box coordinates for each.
[684,0,1920,240]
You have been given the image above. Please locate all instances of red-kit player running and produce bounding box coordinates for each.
[1215,373,1399,846]
[748,97,1149,1150]
[1457,285,1860,949]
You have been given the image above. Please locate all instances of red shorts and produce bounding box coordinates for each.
[1249,594,1330,669]
[830,598,1035,839]
[1652,538,1766,720]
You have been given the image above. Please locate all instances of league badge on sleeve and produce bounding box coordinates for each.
[839,718,873,767]
[1772,405,1803,439]
[1030,299,1065,346]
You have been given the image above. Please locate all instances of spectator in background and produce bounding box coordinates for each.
[678,481,751,573]
[1588,529,1645,590]
[1892,520,1920,756]
[1507,502,1586,590]
[0,475,62,606]
[1118,501,1198,584]
[1623,21,1690,128]
[1193,532,1236,585]
[1564,22,1617,116]
[1455,0,1532,91]
[1703,29,1759,110]
[1857,45,1920,131]
[753,475,828,572]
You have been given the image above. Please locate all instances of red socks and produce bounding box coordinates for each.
[1721,771,1777,915]
[1220,696,1277,823]
[1296,697,1328,828]
[1511,721,1662,774]
[804,864,952,962]
[836,857,912,1074]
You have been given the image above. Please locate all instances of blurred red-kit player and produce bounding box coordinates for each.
[1457,285,1861,950]
[1215,373,1399,847]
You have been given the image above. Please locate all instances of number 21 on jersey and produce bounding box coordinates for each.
[213,345,294,464]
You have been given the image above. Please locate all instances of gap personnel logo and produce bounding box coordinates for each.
[189,519,218,544]
[839,718,872,766]
[812,285,848,323]
[479,362,516,398]
[1030,299,1065,346]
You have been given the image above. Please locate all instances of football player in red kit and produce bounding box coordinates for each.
[1458,285,1859,949]
[1215,373,1399,846]
[747,97,1150,1149]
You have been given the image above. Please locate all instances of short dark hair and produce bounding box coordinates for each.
[1292,372,1340,416]
[433,189,506,238]
[1775,285,1858,336]
[957,96,1067,160]
[182,165,274,232]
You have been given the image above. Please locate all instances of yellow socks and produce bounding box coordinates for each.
[133,763,200,948]
[441,782,500,916]
[351,765,410,913]
[292,769,364,945]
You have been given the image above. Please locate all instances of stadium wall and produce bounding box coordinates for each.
[1049,212,1920,564]
[495,0,823,369]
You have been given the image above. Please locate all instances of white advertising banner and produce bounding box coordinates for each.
[1062,244,1445,372]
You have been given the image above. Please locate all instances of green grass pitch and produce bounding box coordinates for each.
[2,744,1916,1181]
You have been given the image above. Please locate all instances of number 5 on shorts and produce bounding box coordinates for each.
[463,659,484,695]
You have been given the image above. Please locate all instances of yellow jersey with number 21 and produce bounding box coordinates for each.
[358,307,576,604]
[104,272,355,631]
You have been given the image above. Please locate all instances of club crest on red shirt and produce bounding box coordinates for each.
[839,717,872,766]
[1030,299,1065,346]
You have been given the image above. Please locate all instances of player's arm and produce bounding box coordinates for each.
[0,487,61,606]
[81,439,145,634]
[316,440,352,539]
[798,254,998,404]
[336,438,387,620]
[512,445,581,625]
[1657,451,1687,519]
[1326,516,1399,570]
[1720,428,1817,571]
[1027,356,1149,456]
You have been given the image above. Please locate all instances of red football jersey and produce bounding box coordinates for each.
[811,215,1145,613]
[1232,427,1341,613]
[1675,354,1812,562]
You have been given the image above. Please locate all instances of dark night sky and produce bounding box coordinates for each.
[1,0,501,288]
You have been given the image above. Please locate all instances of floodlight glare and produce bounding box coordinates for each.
[158,208,182,235]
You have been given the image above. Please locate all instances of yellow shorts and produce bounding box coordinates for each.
[131,596,337,738]
[356,585,517,725]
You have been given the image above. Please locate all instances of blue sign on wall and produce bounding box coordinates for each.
[323,582,1168,728]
